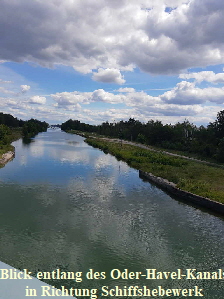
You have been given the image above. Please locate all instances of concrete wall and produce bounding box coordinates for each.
[139,170,224,216]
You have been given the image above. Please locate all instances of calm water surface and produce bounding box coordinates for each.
[0,130,224,298]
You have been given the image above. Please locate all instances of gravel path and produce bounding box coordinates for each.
[97,137,224,168]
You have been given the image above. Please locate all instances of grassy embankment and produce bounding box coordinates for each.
[85,137,224,204]
[68,129,224,165]
[0,128,23,167]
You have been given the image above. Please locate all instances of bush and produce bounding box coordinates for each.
[0,124,11,144]
[215,138,224,163]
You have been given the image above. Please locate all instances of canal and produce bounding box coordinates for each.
[0,129,223,298]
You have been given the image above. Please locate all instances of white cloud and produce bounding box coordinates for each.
[0,86,14,95]
[51,89,126,106]
[21,85,30,93]
[92,68,125,84]
[161,81,224,105]
[51,82,224,110]
[79,104,222,126]
[90,89,125,104]
[29,96,46,105]
[125,91,162,107]
[179,71,224,84]
[0,83,31,96]
[47,82,224,125]
[51,88,164,108]
[2,89,223,126]
[116,87,135,93]
[0,0,224,76]
[0,79,12,84]
[0,97,17,108]
[81,107,138,123]
[1,77,223,126]
[51,91,92,106]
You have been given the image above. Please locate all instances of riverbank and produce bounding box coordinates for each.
[69,130,224,167]
[85,137,224,208]
[139,170,224,215]
[0,151,15,166]
[0,128,22,168]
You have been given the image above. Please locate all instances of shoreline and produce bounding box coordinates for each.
[139,170,224,216]
[0,128,23,168]
[67,130,224,167]
[83,136,224,215]
[0,150,15,166]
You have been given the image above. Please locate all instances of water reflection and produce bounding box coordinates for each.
[22,137,34,145]
[0,130,223,297]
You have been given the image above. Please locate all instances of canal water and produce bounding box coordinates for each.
[0,129,223,298]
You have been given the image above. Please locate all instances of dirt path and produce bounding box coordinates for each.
[96,137,224,168]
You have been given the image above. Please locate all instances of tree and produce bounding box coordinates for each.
[212,110,224,139]
[22,119,48,138]
[216,138,224,163]
[0,124,11,144]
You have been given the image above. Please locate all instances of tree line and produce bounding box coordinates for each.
[0,112,49,145]
[22,118,49,138]
[61,110,224,163]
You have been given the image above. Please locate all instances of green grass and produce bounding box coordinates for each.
[0,144,14,156]
[86,137,224,204]
[67,130,104,139]
[144,143,222,165]
[67,129,224,166]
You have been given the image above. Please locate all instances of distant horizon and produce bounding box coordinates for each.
[1,109,222,128]
[1,1,224,126]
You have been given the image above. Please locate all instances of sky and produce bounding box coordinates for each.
[0,0,224,126]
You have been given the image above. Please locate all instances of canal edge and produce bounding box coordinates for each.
[139,170,224,216]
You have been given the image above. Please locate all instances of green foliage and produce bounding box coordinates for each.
[133,150,188,166]
[0,124,11,145]
[215,138,224,163]
[86,137,224,203]
[209,110,224,139]
[22,119,48,138]
[62,110,224,163]
[0,112,49,167]
[136,133,147,144]
[0,112,49,139]
[0,126,23,167]
[0,112,24,127]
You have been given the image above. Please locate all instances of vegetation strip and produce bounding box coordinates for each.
[62,110,224,164]
[94,136,224,169]
[85,137,224,207]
